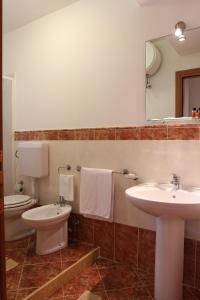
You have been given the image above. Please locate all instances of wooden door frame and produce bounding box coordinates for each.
[175,67,200,117]
[0,0,6,298]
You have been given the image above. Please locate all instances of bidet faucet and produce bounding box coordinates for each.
[57,196,67,207]
[170,173,180,190]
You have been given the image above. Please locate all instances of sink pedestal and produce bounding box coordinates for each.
[155,217,184,300]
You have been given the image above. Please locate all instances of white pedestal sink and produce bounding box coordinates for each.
[125,184,200,300]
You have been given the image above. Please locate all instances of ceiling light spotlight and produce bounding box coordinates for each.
[175,21,186,37]
[178,34,186,42]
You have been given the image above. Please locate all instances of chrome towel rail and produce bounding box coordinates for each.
[58,164,138,180]
[76,165,129,175]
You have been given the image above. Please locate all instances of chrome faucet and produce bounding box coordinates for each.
[170,174,180,190]
[58,196,67,207]
[55,196,67,208]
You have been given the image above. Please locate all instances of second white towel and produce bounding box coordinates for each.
[80,167,113,221]
[59,174,74,201]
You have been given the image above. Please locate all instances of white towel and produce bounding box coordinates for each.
[59,174,74,201]
[80,167,113,221]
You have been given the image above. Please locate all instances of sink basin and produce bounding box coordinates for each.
[126,184,200,219]
[125,183,200,300]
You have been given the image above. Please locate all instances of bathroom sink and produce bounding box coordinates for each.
[126,184,200,219]
[125,183,200,300]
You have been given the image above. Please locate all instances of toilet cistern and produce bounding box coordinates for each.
[18,141,49,201]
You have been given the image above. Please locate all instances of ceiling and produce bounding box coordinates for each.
[3,0,80,33]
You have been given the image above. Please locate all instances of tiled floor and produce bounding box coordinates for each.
[47,257,200,300]
[6,237,200,300]
[6,236,95,300]
[48,258,154,300]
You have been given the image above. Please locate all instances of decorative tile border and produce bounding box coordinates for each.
[15,124,200,141]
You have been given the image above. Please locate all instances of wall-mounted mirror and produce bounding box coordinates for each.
[146,27,200,121]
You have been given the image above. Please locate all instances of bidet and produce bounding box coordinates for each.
[22,204,72,255]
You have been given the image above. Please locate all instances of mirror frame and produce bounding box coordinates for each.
[176,67,200,117]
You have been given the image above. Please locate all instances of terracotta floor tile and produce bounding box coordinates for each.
[64,290,107,300]
[25,247,61,264]
[63,295,82,300]
[136,269,154,286]
[16,288,37,300]
[49,298,63,300]
[6,264,23,291]
[63,266,104,296]
[6,248,27,264]
[99,265,139,291]
[48,287,64,299]
[6,238,96,298]
[183,286,199,300]
[107,287,152,300]
[63,294,81,300]
[189,287,200,298]
[6,291,17,300]
[28,235,36,249]
[61,260,76,271]
[96,257,120,269]
[20,262,61,288]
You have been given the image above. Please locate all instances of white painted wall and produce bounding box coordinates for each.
[4,0,200,239]
[146,39,200,120]
[3,0,200,130]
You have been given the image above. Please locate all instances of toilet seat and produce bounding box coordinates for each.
[4,195,37,241]
[4,195,32,209]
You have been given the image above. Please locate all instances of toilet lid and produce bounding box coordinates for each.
[4,195,32,208]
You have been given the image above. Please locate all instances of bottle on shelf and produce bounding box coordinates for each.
[192,107,197,118]
[198,108,200,119]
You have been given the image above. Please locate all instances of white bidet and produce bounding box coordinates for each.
[22,204,72,255]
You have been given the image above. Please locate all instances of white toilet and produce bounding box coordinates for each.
[22,204,72,255]
[4,141,49,242]
[4,194,37,241]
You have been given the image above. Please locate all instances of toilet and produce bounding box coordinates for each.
[4,141,49,242]
[4,194,37,241]
[22,204,72,255]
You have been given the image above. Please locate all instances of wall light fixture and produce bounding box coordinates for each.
[175,21,186,42]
